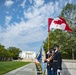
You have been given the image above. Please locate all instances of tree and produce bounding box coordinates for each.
[59,3,76,59]
[43,29,67,53]
[0,44,6,60]
[43,3,76,59]
[0,43,22,61]
[8,47,22,60]
[59,3,76,27]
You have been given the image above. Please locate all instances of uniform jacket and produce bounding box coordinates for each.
[53,50,62,71]
[46,53,53,69]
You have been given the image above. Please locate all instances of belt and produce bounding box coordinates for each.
[53,60,58,62]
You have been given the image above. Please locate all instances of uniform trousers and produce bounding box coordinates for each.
[53,70,60,75]
[53,70,57,75]
[47,68,52,75]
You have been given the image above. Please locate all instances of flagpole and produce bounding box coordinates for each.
[48,32,50,51]
[48,18,50,52]
[48,18,53,52]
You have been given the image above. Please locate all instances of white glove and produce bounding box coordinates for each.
[57,69,60,72]
[46,59,50,62]
[47,51,50,54]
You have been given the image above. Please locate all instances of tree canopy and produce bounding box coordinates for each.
[43,3,76,59]
[0,44,22,61]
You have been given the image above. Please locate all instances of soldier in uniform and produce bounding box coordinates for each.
[45,45,62,75]
[45,48,54,75]
[52,45,62,75]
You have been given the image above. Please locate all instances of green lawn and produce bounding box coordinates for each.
[0,61,30,75]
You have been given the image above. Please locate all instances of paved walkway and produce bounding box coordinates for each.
[4,63,37,75]
[4,60,76,75]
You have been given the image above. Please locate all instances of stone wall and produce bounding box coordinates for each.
[61,60,76,75]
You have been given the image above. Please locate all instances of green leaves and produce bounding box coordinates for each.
[59,3,76,27]
[8,47,22,59]
[0,44,22,60]
[43,3,76,59]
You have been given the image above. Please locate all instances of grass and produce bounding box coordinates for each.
[0,61,30,75]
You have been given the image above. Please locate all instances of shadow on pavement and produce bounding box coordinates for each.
[61,62,71,75]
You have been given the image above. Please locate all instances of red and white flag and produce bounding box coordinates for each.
[48,17,72,32]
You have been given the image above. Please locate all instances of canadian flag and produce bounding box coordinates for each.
[48,17,72,32]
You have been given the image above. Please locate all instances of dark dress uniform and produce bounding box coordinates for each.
[52,50,62,75]
[46,52,53,75]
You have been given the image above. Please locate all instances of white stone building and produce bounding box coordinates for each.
[19,51,36,59]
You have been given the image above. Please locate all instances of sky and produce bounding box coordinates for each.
[0,0,76,53]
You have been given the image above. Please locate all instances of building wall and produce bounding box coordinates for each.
[19,51,36,59]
